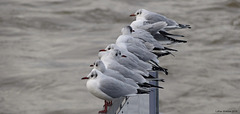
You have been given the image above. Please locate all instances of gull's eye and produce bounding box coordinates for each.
[137,12,139,15]
[115,53,118,56]
[91,74,94,78]
[108,47,111,50]
[96,63,98,67]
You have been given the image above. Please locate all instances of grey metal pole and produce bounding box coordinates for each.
[149,71,159,114]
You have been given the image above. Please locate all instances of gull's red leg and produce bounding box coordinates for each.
[103,100,107,107]
[98,100,108,113]
[107,101,112,106]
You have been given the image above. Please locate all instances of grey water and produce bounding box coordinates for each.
[0,0,240,114]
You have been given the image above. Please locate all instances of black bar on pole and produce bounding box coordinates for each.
[149,71,159,114]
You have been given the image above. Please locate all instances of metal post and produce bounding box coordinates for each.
[149,71,159,114]
[107,71,158,114]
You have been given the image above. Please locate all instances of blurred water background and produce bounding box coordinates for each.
[0,0,240,114]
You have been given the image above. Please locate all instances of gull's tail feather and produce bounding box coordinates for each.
[140,82,164,89]
[147,78,165,82]
[152,51,174,58]
[163,47,178,52]
[152,66,168,75]
[148,60,160,68]
[137,88,151,94]
[159,30,184,37]
[179,24,191,29]
[148,60,168,75]
[165,36,187,43]
[143,74,155,78]
[152,47,177,52]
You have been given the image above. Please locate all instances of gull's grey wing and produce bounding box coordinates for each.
[127,44,156,62]
[132,30,164,49]
[106,60,146,84]
[145,13,168,23]
[141,21,167,34]
[104,70,126,82]
[145,13,178,26]
[99,78,137,98]
[154,33,174,44]
[107,63,131,76]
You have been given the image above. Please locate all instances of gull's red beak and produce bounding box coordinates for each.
[130,14,136,17]
[90,64,94,67]
[81,77,89,80]
[121,55,127,58]
[99,49,107,52]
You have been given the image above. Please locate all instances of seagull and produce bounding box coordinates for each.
[100,49,147,83]
[130,9,191,31]
[130,19,185,37]
[91,59,139,88]
[105,44,152,71]
[81,69,149,113]
[112,48,151,76]
[130,19,187,44]
[130,25,178,52]
[99,49,149,81]
[130,20,167,35]
[116,26,168,74]
[100,49,166,86]
[105,44,170,73]
[116,26,159,64]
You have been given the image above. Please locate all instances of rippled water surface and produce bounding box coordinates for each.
[0,0,240,114]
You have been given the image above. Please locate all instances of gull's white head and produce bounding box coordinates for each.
[112,49,127,58]
[108,49,126,59]
[81,69,100,80]
[93,60,106,72]
[105,44,122,51]
[130,9,149,20]
[121,26,134,35]
[105,44,116,51]
[98,49,123,61]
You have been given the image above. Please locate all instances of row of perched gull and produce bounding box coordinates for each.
[81,9,191,113]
